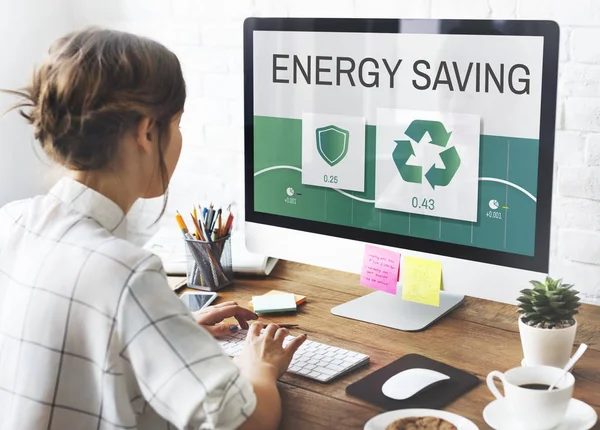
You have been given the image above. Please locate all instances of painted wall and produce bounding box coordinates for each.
[0,0,74,204]
[1,0,599,303]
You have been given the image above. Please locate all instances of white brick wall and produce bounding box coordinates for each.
[71,0,600,304]
[560,230,600,265]
[570,29,600,63]
[431,0,491,18]
[554,131,586,165]
[518,0,600,26]
[489,0,517,18]
[565,97,600,132]
[587,134,600,165]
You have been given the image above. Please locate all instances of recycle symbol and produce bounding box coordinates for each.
[392,120,461,189]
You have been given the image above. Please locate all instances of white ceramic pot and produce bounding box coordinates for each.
[518,317,577,368]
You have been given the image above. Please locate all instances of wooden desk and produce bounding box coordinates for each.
[169,261,600,430]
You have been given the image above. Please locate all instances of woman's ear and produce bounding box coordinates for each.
[135,117,156,154]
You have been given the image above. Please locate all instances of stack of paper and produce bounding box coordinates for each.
[252,293,297,314]
[143,226,278,276]
[249,290,306,311]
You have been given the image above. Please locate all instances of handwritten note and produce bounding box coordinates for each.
[360,244,400,294]
[402,256,442,306]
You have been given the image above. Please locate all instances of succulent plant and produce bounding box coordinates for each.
[517,276,581,329]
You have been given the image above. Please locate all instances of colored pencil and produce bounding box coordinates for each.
[175,211,192,239]
[190,212,205,241]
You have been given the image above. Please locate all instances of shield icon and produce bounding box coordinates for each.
[316,125,350,167]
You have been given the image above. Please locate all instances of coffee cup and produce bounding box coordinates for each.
[486,365,574,430]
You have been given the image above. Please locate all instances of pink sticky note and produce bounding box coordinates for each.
[359,244,401,294]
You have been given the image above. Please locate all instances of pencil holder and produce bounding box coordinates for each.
[184,235,233,291]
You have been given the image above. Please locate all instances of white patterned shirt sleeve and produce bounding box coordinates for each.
[0,178,257,430]
[115,256,256,430]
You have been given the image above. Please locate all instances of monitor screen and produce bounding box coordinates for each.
[245,19,558,273]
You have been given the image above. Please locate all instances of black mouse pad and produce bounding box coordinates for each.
[346,354,479,410]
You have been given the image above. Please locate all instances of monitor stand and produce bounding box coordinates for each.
[331,289,465,332]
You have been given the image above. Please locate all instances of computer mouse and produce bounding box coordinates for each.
[382,368,450,400]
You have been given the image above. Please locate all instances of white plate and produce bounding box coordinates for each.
[483,398,598,430]
[364,409,479,430]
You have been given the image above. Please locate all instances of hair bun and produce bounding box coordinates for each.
[4,27,186,171]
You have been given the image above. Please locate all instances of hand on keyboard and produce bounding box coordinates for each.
[219,325,370,383]
[233,323,307,380]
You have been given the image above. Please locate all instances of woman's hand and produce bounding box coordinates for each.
[235,323,306,430]
[234,322,307,381]
[193,301,258,337]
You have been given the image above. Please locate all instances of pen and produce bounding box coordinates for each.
[245,323,299,329]
[216,209,222,236]
[206,208,215,234]
[198,212,211,242]
[277,324,299,329]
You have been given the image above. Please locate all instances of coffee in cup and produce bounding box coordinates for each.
[486,365,574,430]
[518,383,555,390]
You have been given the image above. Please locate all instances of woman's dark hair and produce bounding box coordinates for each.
[4,27,186,214]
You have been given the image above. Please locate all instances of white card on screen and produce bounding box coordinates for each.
[382,368,451,400]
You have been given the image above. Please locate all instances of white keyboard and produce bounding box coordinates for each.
[217,329,370,382]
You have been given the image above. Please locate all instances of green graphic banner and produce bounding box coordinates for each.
[254,116,539,257]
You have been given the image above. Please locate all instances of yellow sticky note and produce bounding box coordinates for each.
[402,256,442,307]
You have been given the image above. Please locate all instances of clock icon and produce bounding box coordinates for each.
[489,199,500,210]
[286,187,295,196]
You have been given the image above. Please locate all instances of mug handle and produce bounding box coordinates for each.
[486,370,505,400]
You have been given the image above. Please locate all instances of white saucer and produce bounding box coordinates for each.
[483,398,598,430]
[364,408,478,430]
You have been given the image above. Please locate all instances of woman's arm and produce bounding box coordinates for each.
[116,256,305,430]
[234,323,307,430]
[237,365,281,430]
[116,258,258,430]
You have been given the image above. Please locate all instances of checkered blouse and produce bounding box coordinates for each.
[0,178,256,430]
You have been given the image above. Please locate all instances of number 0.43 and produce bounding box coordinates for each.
[412,197,435,210]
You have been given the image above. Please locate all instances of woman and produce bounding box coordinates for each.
[0,28,305,430]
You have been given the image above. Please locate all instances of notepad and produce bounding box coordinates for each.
[249,290,306,311]
[252,293,297,314]
[402,256,442,307]
[360,244,400,294]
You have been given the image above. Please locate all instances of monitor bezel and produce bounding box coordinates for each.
[243,18,559,273]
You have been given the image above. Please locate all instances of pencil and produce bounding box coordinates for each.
[216,210,222,238]
[190,212,204,241]
[222,211,231,237]
[225,214,234,235]
[175,211,192,239]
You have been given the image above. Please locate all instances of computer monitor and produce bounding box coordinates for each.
[243,18,559,331]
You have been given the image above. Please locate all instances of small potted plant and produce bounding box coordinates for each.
[517,276,581,368]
